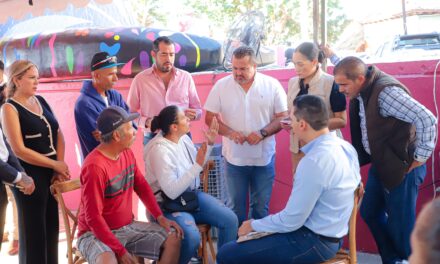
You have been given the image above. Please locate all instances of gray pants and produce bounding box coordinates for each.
[77,221,168,263]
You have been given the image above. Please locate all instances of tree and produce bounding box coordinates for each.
[185,0,349,45]
[327,0,351,44]
[129,0,167,27]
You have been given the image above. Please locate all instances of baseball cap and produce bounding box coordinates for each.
[97,106,139,136]
[91,52,124,71]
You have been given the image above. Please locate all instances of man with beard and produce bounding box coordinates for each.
[204,46,288,225]
[75,52,133,158]
[127,36,202,146]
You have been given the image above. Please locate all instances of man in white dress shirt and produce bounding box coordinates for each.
[204,46,288,225]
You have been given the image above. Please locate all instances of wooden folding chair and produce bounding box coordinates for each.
[322,183,364,264]
[50,178,86,264]
[197,160,217,264]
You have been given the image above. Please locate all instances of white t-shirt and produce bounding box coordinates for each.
[204,72,287,166]
[101,95,109,107]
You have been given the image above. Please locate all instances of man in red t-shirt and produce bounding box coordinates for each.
[77,106,182,264]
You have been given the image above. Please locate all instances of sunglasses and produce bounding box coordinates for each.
[92,56,117,68]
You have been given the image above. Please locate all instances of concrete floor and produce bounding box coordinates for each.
[357,252,382,263]
[1,235,383,264]
[1,210,383,264]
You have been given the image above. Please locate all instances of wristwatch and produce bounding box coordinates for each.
[259,129,268,138]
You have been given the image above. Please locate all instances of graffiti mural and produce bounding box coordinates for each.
[0,27,222,79]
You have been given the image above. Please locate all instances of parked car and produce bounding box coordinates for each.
[374,33,440,61]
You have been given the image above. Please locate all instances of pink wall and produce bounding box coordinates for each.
[38,59,440,253]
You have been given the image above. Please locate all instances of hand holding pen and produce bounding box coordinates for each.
[4,172,35,195]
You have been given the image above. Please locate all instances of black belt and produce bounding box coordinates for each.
[317,234,341,244]
[304,227,341,244]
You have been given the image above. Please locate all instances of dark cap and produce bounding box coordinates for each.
[97,106,139,136]
[91,52,124,71]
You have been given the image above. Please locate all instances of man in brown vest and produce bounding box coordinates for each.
[333,57,437,264]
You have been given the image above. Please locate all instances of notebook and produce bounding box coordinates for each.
[237,232,275,243]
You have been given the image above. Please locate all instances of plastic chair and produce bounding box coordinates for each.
[321,183,364,264]
[50,178,86,264]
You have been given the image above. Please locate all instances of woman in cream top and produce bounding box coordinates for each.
[285,42,347,173]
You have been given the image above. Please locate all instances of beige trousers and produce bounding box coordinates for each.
[5,186,18,241]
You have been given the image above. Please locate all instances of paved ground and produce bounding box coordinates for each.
[1,234,382,264]
[0,207,382,264]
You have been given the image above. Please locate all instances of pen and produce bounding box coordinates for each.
[2,181,24,190]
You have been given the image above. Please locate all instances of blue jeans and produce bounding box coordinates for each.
[217,226,342,264]
[163,192,238,264]
[225,155,275,225]
[360,165,426,264]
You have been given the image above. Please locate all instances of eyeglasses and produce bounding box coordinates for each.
[92,56,117,68]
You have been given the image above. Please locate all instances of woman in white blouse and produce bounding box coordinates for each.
[144,105,238,264]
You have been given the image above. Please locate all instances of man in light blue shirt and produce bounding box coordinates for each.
[217,95,361,264]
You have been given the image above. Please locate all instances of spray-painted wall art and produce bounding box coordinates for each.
[0,27,222,80]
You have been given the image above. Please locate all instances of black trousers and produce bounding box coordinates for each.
[13,164,59,264]
[0,183,7,251]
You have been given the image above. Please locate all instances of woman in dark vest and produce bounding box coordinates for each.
[1,60,70,264]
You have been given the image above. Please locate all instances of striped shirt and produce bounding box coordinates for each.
[357,86,437,162]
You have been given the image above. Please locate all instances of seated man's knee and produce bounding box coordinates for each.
[163,232,181,249]
[217,242,236,264]
[96,251,118,264]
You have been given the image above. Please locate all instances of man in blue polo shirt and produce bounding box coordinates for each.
[217,95,361,263]
[74,52,133,158]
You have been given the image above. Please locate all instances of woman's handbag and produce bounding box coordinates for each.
[161,190,199,212]
[161,142,200,213]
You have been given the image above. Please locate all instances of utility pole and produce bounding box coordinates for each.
[313,0,328,71]
[402,0,408,34]
[313,0,319,44]
[320,0,327,71]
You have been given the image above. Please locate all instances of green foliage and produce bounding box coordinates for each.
[130,0,350,45]
[185,0,301,44]
[130,0,167,27]
[327,0,351,43]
